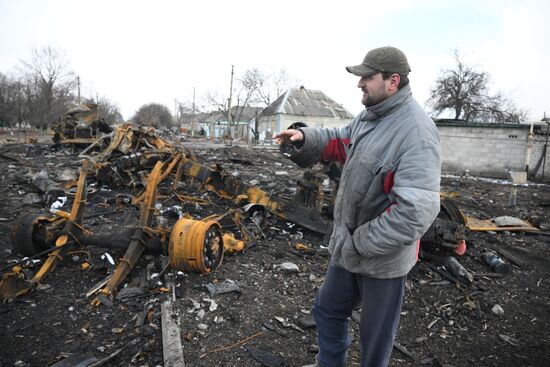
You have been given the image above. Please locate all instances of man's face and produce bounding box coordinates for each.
[357,73,393,107]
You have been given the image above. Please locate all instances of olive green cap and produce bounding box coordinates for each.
[346,46,411,77]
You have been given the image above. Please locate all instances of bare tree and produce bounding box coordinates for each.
[176,100,206,132]
[177,99,205,121]
[427,50,527,123]
[205,67,297,140]
[132,103,173,128]
[0,73,26,127]
[177,101,195,116]
[95,96,123,125]
[260,68,297,106]
[207,68,264,125]
[18,46,76,128]
[253,68,297,142]
[1,47,127,131]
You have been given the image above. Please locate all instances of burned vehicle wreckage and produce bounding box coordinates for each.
[1,121,469,302]
[51,103,113,146]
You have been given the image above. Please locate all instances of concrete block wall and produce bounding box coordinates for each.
[437,122,529,178]
[530,134,550,178]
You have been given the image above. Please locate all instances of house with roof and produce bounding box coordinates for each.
[257,86,354,142]
[180,106,262,140]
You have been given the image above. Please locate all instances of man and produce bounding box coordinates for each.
[273,46,441,367]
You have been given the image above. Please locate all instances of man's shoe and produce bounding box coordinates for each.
[302,353,320,366]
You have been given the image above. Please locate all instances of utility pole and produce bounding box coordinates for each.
[192,87,196,114]
[543,112,549,180]
[191,87,196,136]
[227,65,234,141]
[525,122,534,174]
[174,99,178,125]
[77,76,81,104]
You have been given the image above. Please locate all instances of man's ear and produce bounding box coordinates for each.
[390,74,400,91]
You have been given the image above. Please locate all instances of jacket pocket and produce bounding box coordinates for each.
[359,156,387,198]
[340,228,363,268]
[346,156,389,228]
[341,156,375,228]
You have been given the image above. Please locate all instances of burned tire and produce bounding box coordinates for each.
[10,214,54,256]
[439,198,467,225]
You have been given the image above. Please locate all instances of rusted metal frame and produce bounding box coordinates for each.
[93,161,163,303]
[206,170,329,234]
[79,132,113,158]
[201,209,237,223]
[240,187,280,212]
[151,136,170,150]
[31,159,90,284]
[176,156,330,234]
[206,210,249,241]
[181,156,211,182]
[158,153,182,183]
[142,138,158,150]
[59,138,96,145]
[230,211,252,243]
[183,161,274,208]
[92,128,127,163]
[173,193,210,206]
[132,153,182,206]
[62,221,93,247]
[172,157,185,190]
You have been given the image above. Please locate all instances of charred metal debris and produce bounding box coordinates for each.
[51,103,112,146]
[0,122,536,303]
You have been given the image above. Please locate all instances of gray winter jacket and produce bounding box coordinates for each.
[288,84,441,278]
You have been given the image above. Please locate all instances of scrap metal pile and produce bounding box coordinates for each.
[0,122,330,304]
[51,103,112,145]
[2,122,533,304]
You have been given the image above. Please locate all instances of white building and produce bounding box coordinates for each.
[257,86,354,142]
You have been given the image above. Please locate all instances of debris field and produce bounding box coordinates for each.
[0,128,549,367]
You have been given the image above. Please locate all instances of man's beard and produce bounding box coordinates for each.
[362,91,388,107]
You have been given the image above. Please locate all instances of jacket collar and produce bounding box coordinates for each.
[360,84,412,122]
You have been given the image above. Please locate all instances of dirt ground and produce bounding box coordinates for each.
[0,137,549,367]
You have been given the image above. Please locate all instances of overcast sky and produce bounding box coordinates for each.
[1,0,548,121]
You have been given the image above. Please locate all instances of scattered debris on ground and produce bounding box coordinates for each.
[0,127,549,366]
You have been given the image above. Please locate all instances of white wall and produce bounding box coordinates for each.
[530,133,550,178]
[437,122,549,179]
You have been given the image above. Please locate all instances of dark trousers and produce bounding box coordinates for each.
[312,265,405,367]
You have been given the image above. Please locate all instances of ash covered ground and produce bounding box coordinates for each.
[0,136,549,367]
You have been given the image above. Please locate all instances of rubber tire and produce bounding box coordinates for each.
[11,213,49,256]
